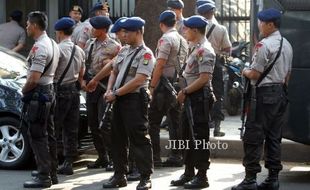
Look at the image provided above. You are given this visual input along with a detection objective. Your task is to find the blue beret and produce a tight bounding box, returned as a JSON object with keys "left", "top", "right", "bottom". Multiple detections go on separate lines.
{"left": 167, "top": 0, "right": 184, "bottom": 9}
{"left": 119, "top": 17, "right": 145, "bottom": 31}
{"left": 183, "top": 15, "right": 208, "bottom": 28}
{"left": 196, "top": 0, "right": 215, "bottom": 7}
{"left": 10, "top": 10, "right": 23, "bottom": 22}
{"left": 258, "top": 8, "right": 281, "bottom": 22}
{"left": 91, "top": 2, "right": 109, "bottom": 12}
{"left": 54, "top": 17, "right": 75, "bottom": 31}
{"left": 111, "top": 17, "right": 127, "bottom": 33}
{"left": 197, "top": 3, "right": 216, "bottom": 15}
{"left": 90, "top": 16, "right": 112, "bottom": 29}
{"left": 159, "top": 10, "right": 176, "bottom": 23}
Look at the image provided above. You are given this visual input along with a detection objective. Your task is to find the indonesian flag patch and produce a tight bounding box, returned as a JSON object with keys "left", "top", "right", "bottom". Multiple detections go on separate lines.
{"left": 143, "top": 53, "right": 152, "bottom": 65}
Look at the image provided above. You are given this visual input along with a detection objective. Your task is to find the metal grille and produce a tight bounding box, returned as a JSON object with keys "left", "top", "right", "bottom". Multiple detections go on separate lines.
{"left": 215, "top": 0, "right": 251, "bottom": 43}
{"left": 107, "top": 0, "right": 135, "bottom": 19}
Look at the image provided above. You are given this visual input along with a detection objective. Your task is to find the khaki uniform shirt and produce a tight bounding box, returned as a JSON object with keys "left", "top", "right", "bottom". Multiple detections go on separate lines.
{"left": 156, "top": 28, "right": 188, "bottom": 78}
{"left": 75, "top": 19, "right": 92, "bottom": 46}
{"left": 84, "top": 37, "right": 120, "bottom": 76}
{"left": 114, "top": 45, "right": 155, "bottom": 92}
{"left": 250, "top": 30, "right": 293, "bottom": 86}
{"left": 176, "top": 17, "right": 185, "bottom": 37}
{"left": 54, "top": 38, "right": 85, "bottom": 85}
{"left": 0, "top": 20, "right": 26, "bottom": 49}
{"left": 27, "top": 32, "right": 60, "bottom": 85}
{"left": 206, "top": 18, "right": 231, "bottom": 55}
{"left": 184, "top": 38, "right": 216, "bottom": 86}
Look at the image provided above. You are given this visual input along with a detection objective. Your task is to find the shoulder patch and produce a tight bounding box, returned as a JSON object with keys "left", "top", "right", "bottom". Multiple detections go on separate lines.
{"left": 255, "top": 42, "right": 263, "bottom": 49}
{"left": 197, "top": 48, "right": 204, "bottom": 62}
{"left": 83, "top": 27, "right": 89, "bottom": 33}
{"left": 143, "top": 53, "right": 152, "bottom": 65}
{"left": 31, "top": 46, "right": 39, "bottom": 54}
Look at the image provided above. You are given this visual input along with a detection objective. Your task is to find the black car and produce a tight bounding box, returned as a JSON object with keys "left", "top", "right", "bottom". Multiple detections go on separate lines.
{"left": 0, "top": 47, "right": 90, "bottom": 169}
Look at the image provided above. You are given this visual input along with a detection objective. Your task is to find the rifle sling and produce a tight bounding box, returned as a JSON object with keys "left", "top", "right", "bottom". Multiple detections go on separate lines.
{"left": 119, "top": 45, "right": 144, "bottom": 88}
{"left": 57, "top": 45, "right": 76, "bottom": 87}
{"left": 255, "top": 37, "right": 283, "bottom": 86}
{"left": 206, "top": 24, "right": 216, "bottom": 39}
{"left": 41, "top": 38, "right": 55, "bottom": 77}
{"left": 83, "top": 42, "right": 95, "bottom": 80}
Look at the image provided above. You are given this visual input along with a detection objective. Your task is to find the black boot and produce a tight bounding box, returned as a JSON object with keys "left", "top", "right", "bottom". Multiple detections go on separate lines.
{"left": 184, "top": 169, "right": 209, "bottom": 189}
{"left": 127, "top": 167, "right": 141, "bottom": 181}
{"left": 31, "top": 170, "right": 58, "bottom": 184}
{"left": 171, "top": 165, "right": 194, "bottom": 186}
{"left": 87, "top": 156, "right": 109, "bottom": 169}
{"left": 136, "top": 175, "right": 151, "bottom": 190}
{"left": 50, "top": 172, "right": 59, "bottom": 185}
{"left": 102, "top": 174, "right": 127, "bottom": 188}
{"left": 258, "top": 169, "right": 279, "bottom": 190}
{"left": 232, "top": 172, "right": 257, "bottom": 190}
{"left": 58, "top": 160, "right": 74, "bottom": 175}
{"left": 214, "top": 120, "right": 225, "bottom": 137}
{"left": 24, "top": 175, "right": 51, "bottom": 188}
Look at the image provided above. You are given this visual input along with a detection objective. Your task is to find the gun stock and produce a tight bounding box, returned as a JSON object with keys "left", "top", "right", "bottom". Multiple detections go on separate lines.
{"left": 239, "top": 78, "right": 251, "bottom": 139}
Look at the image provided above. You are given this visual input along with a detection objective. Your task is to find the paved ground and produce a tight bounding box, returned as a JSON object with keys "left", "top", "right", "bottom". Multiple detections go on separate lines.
{"left": 0, "top": 157, "right": 309, "bottom": 190}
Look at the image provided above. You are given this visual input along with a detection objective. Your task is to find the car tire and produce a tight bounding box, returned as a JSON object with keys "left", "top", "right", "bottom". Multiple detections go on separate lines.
{"left": 0, "top": 116, "right": 32, "bottom": 169}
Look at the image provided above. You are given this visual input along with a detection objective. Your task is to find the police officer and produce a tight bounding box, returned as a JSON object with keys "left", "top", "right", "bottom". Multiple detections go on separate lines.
{"left": 102, "top": 17, "right": 154, "bottom": 190}
{"left": 69, "top": 5, "right": 83, "bottom": 26}
{"left": 232, "top": 9, "right": 292, "bottom": 190}
{"left": 22, "top": 11, "right": 60, "bottom": 188}
{"left": 53, "top": 17, "right": 85, "bottom": 175}
{"left": 87, "top": 17, "right": 128, "bottom": 92}
{"left": 0, "top": 10, "right": 26, "bottom": 52}
{"left": 71, "top": 2, "right": 109, "bottom": 48}
{"left": 197, "top": 2, "right": 232, "bottom": 137}
{"left": 83, "top": 16, "right": 121, "bottom": 169}
{"left": 170, "top": 15, "right": 215, "bottom": 189}
{"left": 167, "top": 0, "right": 185, "bottom": 36}
{"left": 149, "top": 10, "right": 188, "bottom": 167}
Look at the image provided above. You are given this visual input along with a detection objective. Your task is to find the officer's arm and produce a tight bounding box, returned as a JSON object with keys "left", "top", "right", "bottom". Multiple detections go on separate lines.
{"left": 150, "top": 58, "right": 166, "bottom": 88}
{"left": 183, "top": 72, "right": 210, "bottom": 94}
{"left": 115, "top": 74, "right": 147, "bottom": 96}
{"left": 22, "top": 71, "right": 41, "bottom": 94}
{"left": 78, "top": 67, "right": 85, "bottom": 85}
{"left": 93, "top": 61, "right": 113, "bottom": 82}
{"left": 285, "top": 72, "right": 291, "bottom": 86}
{"left": 107, "top": 69, "right": 118, "bottom": 92}
{"left": 242, "top": 68, "right": 261, "bottom": 80}
{"left": 12, "top": 43, "right": 24, "bottom": 52}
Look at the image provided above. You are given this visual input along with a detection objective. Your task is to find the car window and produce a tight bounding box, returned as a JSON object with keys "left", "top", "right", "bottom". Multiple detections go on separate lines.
{"left": 0, "top": 48, "right": 27, "bottom": 79}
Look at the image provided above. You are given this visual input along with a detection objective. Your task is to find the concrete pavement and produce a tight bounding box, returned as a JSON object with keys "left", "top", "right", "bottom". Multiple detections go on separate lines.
{"left": 159, "top": 115, "right": 310, "bottom": 162}
{"left": 0, "top": 157, "right": 309, "bottom": 190}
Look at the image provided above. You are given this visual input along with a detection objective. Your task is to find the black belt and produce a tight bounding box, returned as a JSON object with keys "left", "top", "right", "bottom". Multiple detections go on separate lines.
{"left": 57, "top": 82, "right": 78, "bottom": 91}
{"left": 257, "top": 84, "right": 284, "bottom": 95}
{"left": 35, "top": 84, "right": 54, "bottom": 93}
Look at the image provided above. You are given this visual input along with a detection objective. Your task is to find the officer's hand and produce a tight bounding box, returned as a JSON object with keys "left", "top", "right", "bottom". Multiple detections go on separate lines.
{"left": 81, "top": 80, "right": 88, "bottom": 92}
{"left": 87, "top": 79, "right": 98, "bottom": 92}
{"left": 177, "top": 90, "right": 186, "bottom": 104}
{"left": 105, "top": 90, "right": 116, "bottom": 103}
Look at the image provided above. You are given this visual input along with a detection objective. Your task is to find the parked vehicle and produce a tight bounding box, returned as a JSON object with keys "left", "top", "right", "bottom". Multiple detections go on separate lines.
{"left": 0, "top": 47, "right": 90, "bottom": 169}
{"left": 252, "top": 0, "right": 310, "bottom": 145}
{"left": 223, "top": 41, "right": 249, "bottom": 116}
